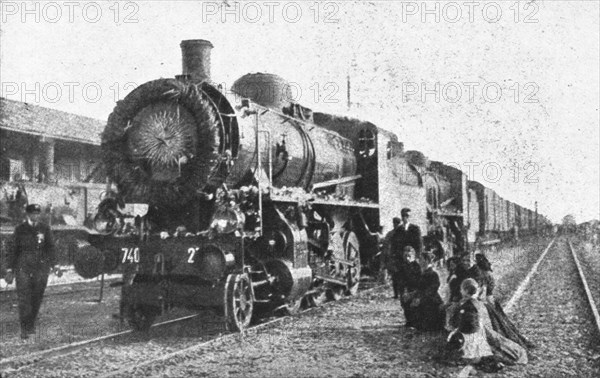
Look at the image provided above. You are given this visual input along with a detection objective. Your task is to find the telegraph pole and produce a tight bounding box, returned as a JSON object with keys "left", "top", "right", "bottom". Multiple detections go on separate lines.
{"left": 347, "top": 72, "right": 351, "bottom": 110}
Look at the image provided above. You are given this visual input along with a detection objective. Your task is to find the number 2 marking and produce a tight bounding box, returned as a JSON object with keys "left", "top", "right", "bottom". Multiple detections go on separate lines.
{"left": 188, "top": 247, "right": 199, "bottom": 263}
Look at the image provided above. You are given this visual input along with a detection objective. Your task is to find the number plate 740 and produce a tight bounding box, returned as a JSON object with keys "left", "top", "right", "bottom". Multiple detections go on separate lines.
{"left": 121, "top": 247, "right": 140, "bottom": 263}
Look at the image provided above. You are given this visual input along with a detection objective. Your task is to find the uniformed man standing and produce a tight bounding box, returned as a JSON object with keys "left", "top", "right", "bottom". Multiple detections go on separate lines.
{"left": 5, "top": 204, "right": 59, "bottom": 339}
{"left": 391, "top": 208, "right": 423, "bottom": 258}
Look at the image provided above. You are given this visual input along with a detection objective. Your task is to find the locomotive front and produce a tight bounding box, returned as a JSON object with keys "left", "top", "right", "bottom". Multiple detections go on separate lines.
{"left": 76, "top": 39, "right": 366, "bottom": 331}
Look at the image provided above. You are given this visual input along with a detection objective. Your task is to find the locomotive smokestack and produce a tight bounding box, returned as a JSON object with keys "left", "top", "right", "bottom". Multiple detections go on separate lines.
{"left": 180, "top": 39, "right": 213, "bottom": 82}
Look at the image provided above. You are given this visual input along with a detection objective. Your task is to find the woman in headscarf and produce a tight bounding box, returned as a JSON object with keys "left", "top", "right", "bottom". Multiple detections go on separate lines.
{"left": 472, "top": 253, "right": 535, "bottom": 349}
{"left": 412, "top": 251, "right": 444, "bottom": 331}
{"left": 444, "top": 254, "right": 474, "bottom": 330}
{"left": 449, "top": 278, "right": 528, "bottom": 365}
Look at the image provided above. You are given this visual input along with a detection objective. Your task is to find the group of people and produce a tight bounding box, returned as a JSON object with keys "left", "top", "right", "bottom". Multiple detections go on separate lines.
{"left": 383, "top": 208, "right": 444, "bottom": 331}
{"left": 383, "top": 209, "right": 533, "bottom": 372}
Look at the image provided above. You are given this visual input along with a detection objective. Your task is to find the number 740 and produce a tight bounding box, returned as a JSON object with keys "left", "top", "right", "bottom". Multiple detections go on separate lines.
{"left": 121, "top": 247, "right": 140, "bottom": 263}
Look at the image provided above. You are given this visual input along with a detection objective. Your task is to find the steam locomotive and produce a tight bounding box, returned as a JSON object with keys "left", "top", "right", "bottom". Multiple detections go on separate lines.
{"left": 75, "top": 40, "right": 551, "bottom": 331}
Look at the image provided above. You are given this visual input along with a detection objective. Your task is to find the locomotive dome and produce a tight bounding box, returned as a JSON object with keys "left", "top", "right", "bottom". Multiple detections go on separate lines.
{"left": 231, "top": 72, "right": 293, "bottom": 110}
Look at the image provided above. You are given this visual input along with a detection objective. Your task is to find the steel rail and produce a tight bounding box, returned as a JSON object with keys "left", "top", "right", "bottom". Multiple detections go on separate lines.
{"left": 567, "top": 240, "right": 600, "bottom": 336}
{"left": 0, "top": 313, "right": 200, "bottom": 371}
{"left": 1, "top": 281, "right": 384, "bottom": 376}
{"left": 456, "top": 237, "right": 596, "bottom": 378}
{"left": 504, "top": 237, "right": 556, "bottom": 314}
{"left": 455, "top": 237, "right": 556, "bottom": 378}
{"left": 96, "top": 283, "right": 388, "bottom": 378}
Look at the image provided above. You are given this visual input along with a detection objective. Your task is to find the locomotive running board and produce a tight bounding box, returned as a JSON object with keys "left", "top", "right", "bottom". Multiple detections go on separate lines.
{"left": 313, "top": 275, "right": 347, "bottom": 286}
{"left": 311, "top": 175, "right": 362, "bottom": 190}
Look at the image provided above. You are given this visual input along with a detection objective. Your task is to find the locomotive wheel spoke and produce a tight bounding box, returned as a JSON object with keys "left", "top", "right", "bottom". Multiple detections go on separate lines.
{"left": 225, "top": 273, "right": 254, "bottom": 331}
{"left": 344, "top": 232, "right": 361, "bottom": 296}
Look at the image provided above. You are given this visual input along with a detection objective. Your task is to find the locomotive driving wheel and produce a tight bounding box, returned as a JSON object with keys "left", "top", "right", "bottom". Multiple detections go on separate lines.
{"left": 225, "top": 273, "right": 254, "bottom": 332}
{"left": 344, "top": 232, "right": 361, "bottom": 296}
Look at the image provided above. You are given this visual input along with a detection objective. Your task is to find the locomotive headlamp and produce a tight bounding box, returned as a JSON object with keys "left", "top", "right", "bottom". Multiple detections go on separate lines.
{"left": 93, "top": 212, "right": 120, "bottom": 235}
{"left": 210, "top": 206, "right": 245, "bottom": 234}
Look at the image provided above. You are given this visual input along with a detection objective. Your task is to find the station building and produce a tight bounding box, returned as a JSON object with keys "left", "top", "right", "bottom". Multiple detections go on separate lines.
{"left": 1, "top": 97, "right": 107, "bottom": 268}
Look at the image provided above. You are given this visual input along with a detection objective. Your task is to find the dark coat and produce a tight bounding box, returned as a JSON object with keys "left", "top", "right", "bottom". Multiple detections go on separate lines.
{"left": 400, "top": 261, "right": 422, "bottom": 291}
{"left": 469, "top": 266, "right": 495, "bottom": 296}
{"left": 449, "top": 264, "right": 471, "bottom": 302}
{"left": 419, "top": 266, "right": 441, "bottom": 295}
{"left": 458, "top": 298, "right": 480, "bottom": 334}
{"left": 391, "top": 223, "right": 423, "bottom": 257}
{"left": 8, "top": 221, "right": 56, "bottom": 272}
{"left": 414, "top": 267, "right": 444, "bottom": 331}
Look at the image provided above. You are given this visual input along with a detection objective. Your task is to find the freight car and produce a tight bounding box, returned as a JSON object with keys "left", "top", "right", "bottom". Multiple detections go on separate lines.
{"left": 73, "top": 39, "right": 548, "bottom": 331}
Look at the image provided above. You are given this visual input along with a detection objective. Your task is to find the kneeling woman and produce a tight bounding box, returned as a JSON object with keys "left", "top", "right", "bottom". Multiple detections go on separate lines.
{"left": 471, "top": 253, "right": 534, "bottom": 349}
{"left": 412, "top": 252, "right": 444, "bottom": 331}
{"left": 450, "top": 279, "right": 528, "bottom": 366}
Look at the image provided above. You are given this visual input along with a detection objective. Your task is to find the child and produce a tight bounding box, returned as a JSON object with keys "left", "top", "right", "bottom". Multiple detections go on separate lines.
{"left": 451, "top": 278, "right": 494, "bottom": 363}
{"left": 449, "top": 278, "right": 527, "bottom": 371}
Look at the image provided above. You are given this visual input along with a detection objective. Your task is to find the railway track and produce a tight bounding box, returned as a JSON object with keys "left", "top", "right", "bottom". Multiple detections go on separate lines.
{"left": 0, "top": 313, "right": 200, "bottom": 372}
{"left": 567, "top": 239, "right": 600, "bottom": 336}
{"left": 454, "top": 237, "right": 599, "bottom": 377}
{"left": 496, "top": 236, "right": 599, "bottom": 377}
{"left": 0, "top": 280, "right": 384, "bottom": 378}
{"left": 8, "top": 237, "right": 592, "bottom": 378}
{"left": 0, "top": 279, "right": 117, "bottom": 302}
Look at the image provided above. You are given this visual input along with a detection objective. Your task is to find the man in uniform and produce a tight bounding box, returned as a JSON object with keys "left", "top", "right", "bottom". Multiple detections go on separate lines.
{"left": 392, "top": 208, "right": 423, "bottom": 259}
{"left": 5, "top": 204, "right": 59, "bottom": 339}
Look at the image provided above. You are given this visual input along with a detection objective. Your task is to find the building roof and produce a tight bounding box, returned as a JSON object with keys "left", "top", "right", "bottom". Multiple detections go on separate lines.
{"left": 0, "top": 97, "right": 105, "bottom": 145}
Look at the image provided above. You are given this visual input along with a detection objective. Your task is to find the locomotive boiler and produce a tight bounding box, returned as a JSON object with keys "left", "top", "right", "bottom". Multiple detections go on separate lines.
{"left": 76, "top": 40, "right": 378, "bottom": 331}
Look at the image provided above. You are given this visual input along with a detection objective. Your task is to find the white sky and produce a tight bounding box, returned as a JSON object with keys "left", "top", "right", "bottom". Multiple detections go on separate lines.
{"left": 1, "top": 0, "right": 599, "bottom": 223}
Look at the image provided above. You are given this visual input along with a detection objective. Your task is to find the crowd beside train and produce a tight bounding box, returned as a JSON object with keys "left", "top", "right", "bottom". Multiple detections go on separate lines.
{"left": 382, "top": 208, "right": 534, "bottom": 373}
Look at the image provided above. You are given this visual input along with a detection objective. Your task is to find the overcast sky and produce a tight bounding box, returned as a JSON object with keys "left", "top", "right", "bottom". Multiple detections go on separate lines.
{"left": 1, "top": 0, "right": 598, "bottom": 223}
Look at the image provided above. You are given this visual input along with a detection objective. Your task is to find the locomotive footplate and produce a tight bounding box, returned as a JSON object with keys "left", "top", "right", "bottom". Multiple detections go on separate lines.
{"left": 117, "top": 234, "right": 240, "bottom": 311}
{"left": 123, "top": 275, "right": 227, "bottom": 309}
